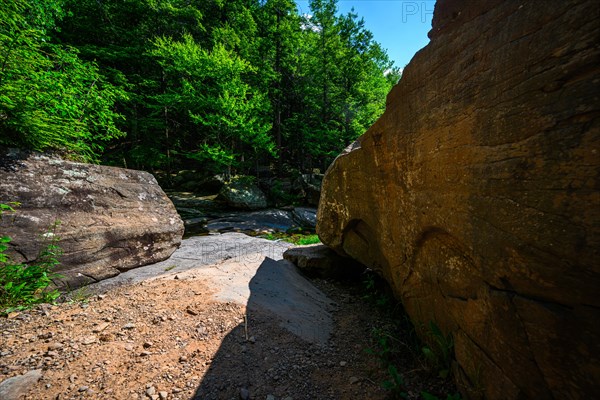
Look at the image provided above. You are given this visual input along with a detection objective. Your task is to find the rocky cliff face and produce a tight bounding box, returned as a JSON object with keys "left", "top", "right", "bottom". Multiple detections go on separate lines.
{"left": 317, "top": 0, "right": 599, "bottom": 398}
{"left": 0, "top": 150, "right": 184, "bottom": 288}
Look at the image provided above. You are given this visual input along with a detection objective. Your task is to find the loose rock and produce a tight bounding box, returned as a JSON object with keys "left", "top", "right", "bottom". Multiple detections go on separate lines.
{"left": 0, "top": 370, "right": 42, "bottom": 400}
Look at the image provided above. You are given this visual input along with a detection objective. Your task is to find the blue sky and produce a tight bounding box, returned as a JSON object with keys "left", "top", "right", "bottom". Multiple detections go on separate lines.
{"left": 294, "top": 0, "right": 435, "bottom": 69}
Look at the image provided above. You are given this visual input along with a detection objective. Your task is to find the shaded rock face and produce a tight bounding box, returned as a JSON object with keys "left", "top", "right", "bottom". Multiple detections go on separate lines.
{"left": 283, "top": 244, "right": 364, "bottom": 279}
{"left": 317, "top": 1, "right": 599, "bottom": 399}
{"left": 217, "top": 180, "right": 267, "bottom": 210}
{"left": 0, "top": 150, "right": 184, "bottom": 289}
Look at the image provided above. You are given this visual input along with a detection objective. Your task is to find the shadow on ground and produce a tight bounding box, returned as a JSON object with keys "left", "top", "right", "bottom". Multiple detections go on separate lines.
{"left": 193, "top": 257, "right": 339, "bottom": 400}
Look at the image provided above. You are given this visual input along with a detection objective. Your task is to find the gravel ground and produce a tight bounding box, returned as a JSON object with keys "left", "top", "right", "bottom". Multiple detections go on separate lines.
{"left": 0, "top": 235, "right": 456, "bottom": 400}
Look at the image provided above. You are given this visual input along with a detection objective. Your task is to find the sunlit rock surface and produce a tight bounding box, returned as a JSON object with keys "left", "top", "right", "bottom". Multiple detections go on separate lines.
{"left": 317, "top": 0, "right": 599, "bottom": 398}
{"left": 0, "top": 150, "right": 184, "bottom": 289}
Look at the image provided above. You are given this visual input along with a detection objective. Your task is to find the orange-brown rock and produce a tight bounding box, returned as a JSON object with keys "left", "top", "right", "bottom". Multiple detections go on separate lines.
{"left": 317, "top": 0, "right": 599, "bottom": 398}
{"left": 0, "top": 150, "right": 184, "bottom": 289}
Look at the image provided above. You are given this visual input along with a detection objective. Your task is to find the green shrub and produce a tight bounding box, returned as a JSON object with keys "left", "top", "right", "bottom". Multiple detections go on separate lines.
{"left": 422, "top": 321, "right": 454, "bottom": 379}
{"left": 294, "top": 234, "right": 320, "bottom": 245}
{"left": 0, "top": 204, "right": 62, "bottom": 313}
{"left": 261, "top": 232, "right": 320, "bottom": 245}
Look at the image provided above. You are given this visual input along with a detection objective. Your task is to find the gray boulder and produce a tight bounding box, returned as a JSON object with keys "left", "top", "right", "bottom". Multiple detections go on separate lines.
{"left": 217, "top": 180, "right": 267, "bottom": 210}
{"left": 0, "top": 370, "right": 42, "bottom": 400}
{"left": 292, "top": 207, "right": 317, "bottom": 229}
{"left": 0, "top": 150, "right": 184, "bottom": 289}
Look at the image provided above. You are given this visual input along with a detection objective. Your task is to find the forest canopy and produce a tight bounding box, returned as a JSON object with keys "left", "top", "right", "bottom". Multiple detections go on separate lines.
{"left": 0, "top": 0, "right": 401, "bottom": 174}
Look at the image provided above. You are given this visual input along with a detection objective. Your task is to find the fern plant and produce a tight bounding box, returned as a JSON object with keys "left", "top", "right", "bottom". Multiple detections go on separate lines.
{"left": 0, "top": 204, "right": 63, "bottom": 313}
{"left": 422, "top": 321, "right": 454, "bottom": 379}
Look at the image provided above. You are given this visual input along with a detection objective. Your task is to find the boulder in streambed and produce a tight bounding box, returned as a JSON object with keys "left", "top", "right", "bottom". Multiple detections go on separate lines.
{"left": 0, "top": 149, "right": 184, "bottom": 289}
{"left": 291, "top": 207, "right": 317, "bottom": 229}
{"left": 217, "top": 179, "right": 267, "bottom": 210}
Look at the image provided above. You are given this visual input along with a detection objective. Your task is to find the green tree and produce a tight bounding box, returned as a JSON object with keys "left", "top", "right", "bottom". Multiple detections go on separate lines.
{"left": 151, "top": 35, "right": 274, "bottom": 175}
{"left": 0, "top": 0, "right": 126, "bottom": 161}
{"left": 46, "top": 0, "right": 398, "bottom": 175}
{"left": 292, "top": 0, "right": 396, "bottom": 170}
{"left": 57, "top": 0, "right": 206, "bottom": 169}
{"left": 255, "top": 0, "right": 303, "bottom": 169}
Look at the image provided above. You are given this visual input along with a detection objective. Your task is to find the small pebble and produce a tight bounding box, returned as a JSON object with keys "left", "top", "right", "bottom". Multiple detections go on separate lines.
{"left": 78, "top": 386, "right": 89, "bottom": 392}
{"left": 48, "top": 343, "right": 64, "bottom": 350}
{"left": 92, "top": 322, "right": 110, "bottom": 333}
{"left": 81, "top": 336, "right": 97, "bottom": 345}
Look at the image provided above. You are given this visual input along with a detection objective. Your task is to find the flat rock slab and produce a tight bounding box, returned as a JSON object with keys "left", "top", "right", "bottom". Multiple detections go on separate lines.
{"left": 88, "top": 233, "right": 334, "bottom": 344}
{"left": 0, "top": 370, "right": 42, "bottom": 400}
{"left": 205, "top": 209, "right": 298, "bottom": 234}
{"left": 283, "top": 244, "right": 364, "bottom": 278}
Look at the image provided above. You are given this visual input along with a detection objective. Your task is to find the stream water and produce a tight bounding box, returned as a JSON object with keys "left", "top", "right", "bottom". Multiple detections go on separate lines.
{"left": 168, "top": 192, "right": 317, "bottom": 237}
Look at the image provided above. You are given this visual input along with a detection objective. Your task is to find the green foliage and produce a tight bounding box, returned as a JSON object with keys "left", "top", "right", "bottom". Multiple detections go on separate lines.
{"left": 261, "top": 232, "right": 320, "bottom": 245}
{"left": 268, "top": 180, "right": 302, "bottom": 206}
{"left": 421, "top": 392, "right": 463, "bottom": 400}
{"left": 382, "top": 364, "right": 408, "bottom": 399}
{"left": 65, "top": 286, "right": 91, "bottom": 304}
{"left": 0, "top": 0, "right": 126, "bottom": 161}
{"left": 2, "top": 0, "right": 398, "bottom": 174}
{"left": 366, "top": 327, "right": 408, "bottom": 399}
{"left": 361, "top": 273, "right": 460, "bottom": 399}
{"left": 294, "top": 234, "right": 321, "bottom": 245}
{"left": 0, "top": 206, "right": 62, "bottom": 313}
{"left": 422, "top": 321, "right": 454, "bottom": 379}
{"left": 46, "top": 0, "right": 397, "bottom": 174}
{"left": 151, "top": 34, "right": 274, "bottom": 170}
{"left": 361, "top": 271, "right": 396, "bottom": 308}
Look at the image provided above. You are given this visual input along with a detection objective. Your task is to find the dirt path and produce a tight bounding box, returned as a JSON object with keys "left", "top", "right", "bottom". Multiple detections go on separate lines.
{"left": 0, "top": 234, "right": 453, "bottom": 400}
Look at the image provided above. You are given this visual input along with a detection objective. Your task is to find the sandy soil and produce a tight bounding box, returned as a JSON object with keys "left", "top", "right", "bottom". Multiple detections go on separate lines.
{"left": 0, "top": 235, "right": 455, "bottom": 400}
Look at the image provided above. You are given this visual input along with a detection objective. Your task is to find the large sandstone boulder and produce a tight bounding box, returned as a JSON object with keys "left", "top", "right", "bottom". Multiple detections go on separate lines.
{"left": 0, "top": 150, "right": 184, "bottom": 289}
{"left": 317, "top": 1, "right": 599, "bottom": 399}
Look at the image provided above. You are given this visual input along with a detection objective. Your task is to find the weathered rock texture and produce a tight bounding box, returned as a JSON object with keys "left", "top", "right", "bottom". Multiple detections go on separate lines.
{"left": 0, "top": 369, "right": 42, "bottom": 400}
{"left": 317, "top": 1, "right": 599, "bottom": 399}
{"left": 0, "top": 150, "right": 184, "bottom": 288}
{"left": 283, "top": 244, "right": 363, "bottom": 279}
{"left": 217, "top": 180, "right": 267, "bottom": 210}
